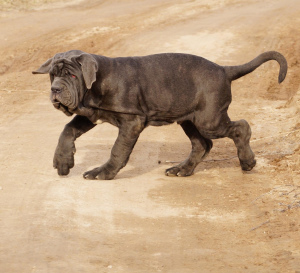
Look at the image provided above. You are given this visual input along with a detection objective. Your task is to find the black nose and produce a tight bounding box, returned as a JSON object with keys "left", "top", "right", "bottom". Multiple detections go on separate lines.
{"left": 51, "top": 86, "right": 62, "bottom": 94}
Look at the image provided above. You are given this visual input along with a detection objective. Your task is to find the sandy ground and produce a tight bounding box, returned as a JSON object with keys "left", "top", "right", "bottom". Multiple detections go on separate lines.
{"left": 0, "top": 0, "right": 299, "bottom": 272}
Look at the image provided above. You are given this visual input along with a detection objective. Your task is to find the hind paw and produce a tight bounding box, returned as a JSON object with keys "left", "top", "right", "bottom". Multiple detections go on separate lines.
{"left": 165, "top": 165, "right": 194, "bottom": 177}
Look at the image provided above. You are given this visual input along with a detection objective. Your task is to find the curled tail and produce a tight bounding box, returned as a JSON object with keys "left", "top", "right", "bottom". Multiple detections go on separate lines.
{"left": 224, "top": 51, "right": 288, "bottom": 83}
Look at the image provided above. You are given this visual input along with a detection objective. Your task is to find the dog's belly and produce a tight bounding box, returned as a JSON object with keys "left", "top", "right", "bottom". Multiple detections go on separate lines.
{"left": 146, "top": 113, "right": 194, "bottom": 126}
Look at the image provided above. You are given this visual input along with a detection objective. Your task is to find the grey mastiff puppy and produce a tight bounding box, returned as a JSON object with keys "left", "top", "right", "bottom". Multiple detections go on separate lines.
{"left": 33, "top": 50, "right": 287, "bottom": 180}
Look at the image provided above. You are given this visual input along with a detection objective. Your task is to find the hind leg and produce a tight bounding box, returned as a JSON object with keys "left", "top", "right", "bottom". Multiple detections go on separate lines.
{"left": 193, "top": 111, "right": 256, "bottom": 171}
{"left": 165, "top": 120, "right": 213, "bottom": 177}
{"left": 227, "top": 119, "right": 256, "bottom": 171}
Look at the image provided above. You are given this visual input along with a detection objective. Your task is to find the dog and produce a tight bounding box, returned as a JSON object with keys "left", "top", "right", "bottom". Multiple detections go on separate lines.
{"left": 33, "top": 50, "right": 287, "bottom": 180}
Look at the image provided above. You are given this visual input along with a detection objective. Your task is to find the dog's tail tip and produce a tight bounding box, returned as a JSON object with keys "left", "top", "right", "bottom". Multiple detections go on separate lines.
{"left": 278, "top": 73, "right": 286, "bottom": 84}
{"left": 278, "top": 63, "right": 288, "bottom": 84}
{"left": 272, "top": 51, "right": 288, "bottom": 84}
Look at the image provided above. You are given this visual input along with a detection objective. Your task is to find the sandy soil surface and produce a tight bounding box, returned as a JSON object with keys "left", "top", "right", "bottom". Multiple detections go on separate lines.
{"left": 0, "top": 0, "right": 299, "bottom": 272}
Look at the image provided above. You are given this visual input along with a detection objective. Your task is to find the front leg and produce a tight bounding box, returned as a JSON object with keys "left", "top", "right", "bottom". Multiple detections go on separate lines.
{"left": 83, "top": 115, "right": 145, "bottom": 180}
{"left": 54, "top": 115, "right": 96, "bottom": 175}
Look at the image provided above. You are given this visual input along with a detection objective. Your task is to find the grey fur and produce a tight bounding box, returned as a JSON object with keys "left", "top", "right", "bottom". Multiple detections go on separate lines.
{"left": 33, "top": 50, "right": 287, "bottom": 179}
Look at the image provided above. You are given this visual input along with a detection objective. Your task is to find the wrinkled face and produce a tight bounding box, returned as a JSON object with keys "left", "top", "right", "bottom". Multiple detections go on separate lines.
{"left": 33, "top": 51, "right": 98, "bottom": 116}
{"left": 49, "top": 60, "right": 85, "bottom": 116}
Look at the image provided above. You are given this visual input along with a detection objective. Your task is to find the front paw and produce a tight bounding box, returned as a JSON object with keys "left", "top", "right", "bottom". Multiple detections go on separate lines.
{"left": 83, "top": 165, "right": 116, "bottom": 180}
{"left": 53, "top": 145, "right": 75, "bottom": 176}
{"left": 240, "top": 158, "right": 256, "bottom": 171}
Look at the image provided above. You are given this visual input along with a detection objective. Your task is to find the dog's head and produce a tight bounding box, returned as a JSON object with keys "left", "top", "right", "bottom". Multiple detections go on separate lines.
{"left": 33, "top": 50, "right": 98, "bottom": 116}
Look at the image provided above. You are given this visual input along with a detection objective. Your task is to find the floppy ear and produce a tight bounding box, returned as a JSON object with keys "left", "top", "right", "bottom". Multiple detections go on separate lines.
{"left": 75, "top": 53, "right": 98, "bottom": 89}
{"left": 32, "top": 52, "right": 65, "bottom": 74}
{"left": 32, "top": 58, "right": 53, "bottom": 74}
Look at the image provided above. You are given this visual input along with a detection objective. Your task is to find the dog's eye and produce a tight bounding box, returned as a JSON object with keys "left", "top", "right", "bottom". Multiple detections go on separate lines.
{"left": 65, "top": 70, "right": 76, "bottom": 79}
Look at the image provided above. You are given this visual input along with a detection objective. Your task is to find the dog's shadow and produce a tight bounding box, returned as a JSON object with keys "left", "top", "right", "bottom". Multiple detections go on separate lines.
{"left": 72, "top": 140, "right": 240, "bottom": 179}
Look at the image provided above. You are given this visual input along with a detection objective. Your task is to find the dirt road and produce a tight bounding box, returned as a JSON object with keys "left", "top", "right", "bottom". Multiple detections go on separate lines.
{"left": 0, "top": 0, "right": 299, "bottom": 272}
